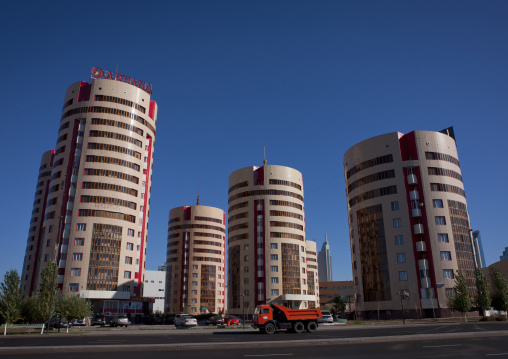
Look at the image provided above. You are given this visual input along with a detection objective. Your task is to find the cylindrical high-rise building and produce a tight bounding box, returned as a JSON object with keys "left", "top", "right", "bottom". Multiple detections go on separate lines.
{"left": 165, "top": 203, "right": 226, "bottom": 314}
{"left": 344, "top": 128, "right": 475, "bottom": 319}
{"left": 21, "top": 68, "right": 157, "bottom": 321}
{"left": 227, "top": 163, "right": 319, "bottom": 315}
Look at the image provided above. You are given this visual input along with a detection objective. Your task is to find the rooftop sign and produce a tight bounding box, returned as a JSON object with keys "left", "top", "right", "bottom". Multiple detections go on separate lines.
{"left": 91, "top": 67, "right": 152, "bottom": 95}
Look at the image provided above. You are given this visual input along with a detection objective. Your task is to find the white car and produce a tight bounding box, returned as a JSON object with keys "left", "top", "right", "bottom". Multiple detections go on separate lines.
{"left": 174, "top": 314, "right": 197, "bottom": 327}
{"left": 318, "top": 310, "right": 334, "bottom": 323}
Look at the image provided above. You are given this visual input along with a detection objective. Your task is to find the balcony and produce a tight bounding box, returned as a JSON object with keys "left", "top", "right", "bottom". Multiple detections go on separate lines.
{"left": 414, "top": 224, "right": 424, "bottom": 234}
{"left": 409, "top": 190, "right": 419, "bottom": 201}
{"left": 416, "top": 241, "right": 426, "bottom": 252}
{"left": 412, "top": 208, "right": 422, "bottom": 217}
{"left": 420, "top": 276, "right": 431, "bottom": 288}
{"left": 418, "top": 259, "right": 429, "bottom": 270}
{"left": 407, "top": 174, "right": 418, "bottom": 185}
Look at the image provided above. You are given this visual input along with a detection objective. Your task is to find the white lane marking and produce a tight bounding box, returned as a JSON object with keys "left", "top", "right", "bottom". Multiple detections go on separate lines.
{"left": 486, "top": 354, "right": 508, "bottom": 356}
{"left": 244, "top": 355, "right": 293, "bottom": 358}
{"left": 423, "top": 344, "right": 462, "bottom": 348}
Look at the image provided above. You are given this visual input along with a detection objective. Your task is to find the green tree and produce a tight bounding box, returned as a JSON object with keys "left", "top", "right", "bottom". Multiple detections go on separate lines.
{"left": 447, "top": 271, "right": 471, "bottom": 322}
{"left": 475, "top": 268, "right": 491, "bottom": 317}
{"left": 20, "top": 296, "right": 40, "bottom": 324}
{"left": 0, "top": 270, "right": 22, "bottom": 334}
{"left": 332, "top": 296, "right": 347, "bottom": 317}
{"left": 490, "top": 267, "right": 508, "bottom": 316}
{"left": 56, "top": 294, "right": 92, "bottom": 322}
{"left": 37, "top": 260, "right": 59, "bottom": 320}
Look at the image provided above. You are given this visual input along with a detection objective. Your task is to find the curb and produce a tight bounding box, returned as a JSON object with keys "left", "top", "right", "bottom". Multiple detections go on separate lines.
{"left": 1, "top": 330, "right": 508, "bottom": 354}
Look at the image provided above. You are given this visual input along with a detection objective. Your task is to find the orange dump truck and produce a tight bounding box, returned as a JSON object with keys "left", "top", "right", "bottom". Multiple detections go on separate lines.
{"left": 252, "top": 304, "right": 322, "bottom": 334}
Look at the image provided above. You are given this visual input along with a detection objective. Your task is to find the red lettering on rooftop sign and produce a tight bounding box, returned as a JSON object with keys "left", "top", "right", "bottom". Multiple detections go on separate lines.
{"left": 91, "top": 67, "right": 152, "bottom": 95}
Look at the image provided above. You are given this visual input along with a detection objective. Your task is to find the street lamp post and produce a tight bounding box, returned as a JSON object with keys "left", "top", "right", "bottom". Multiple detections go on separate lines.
{"left": 46, "top": 216, "right": 64, "bottom": 334}
{"left": 469, "top": 229, "right": 485, "bottom": 319}
{"left": 241, "top": 294, "right": 245, "bottom": 330}
{"left": 397, "top": 291, "right": 406, "bottom": 325}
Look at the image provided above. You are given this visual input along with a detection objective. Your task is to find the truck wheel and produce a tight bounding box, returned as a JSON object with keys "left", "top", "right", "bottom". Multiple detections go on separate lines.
{"left": 293, "top": 322, "right": 304, "bottom": 334}
{"left": 264, "top": 323, "right": 276, "bottom": 335}
{"left": 306, "top": 321, "right": 317, "bottom": 333}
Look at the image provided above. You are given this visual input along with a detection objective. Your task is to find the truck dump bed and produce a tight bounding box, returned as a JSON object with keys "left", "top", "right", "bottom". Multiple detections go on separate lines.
{"left": 272, "top": 304, "right": 322, "bottom": 321}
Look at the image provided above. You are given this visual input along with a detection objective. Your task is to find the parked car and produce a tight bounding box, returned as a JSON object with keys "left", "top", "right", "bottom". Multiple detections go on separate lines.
{"left": 110, "top": 315, "right": 130, "bottom": 327}
{"left": 164, "top": 316, "right": 176, "bottom": 325}
{"left": 46, "top": 317, "right": 72, "bottom": 328}
{"left": 225, "top": 315, "right": 240, "bottom": 325}
{"left": 205, "top": 316, "right": 225, "bottom": 326}
{"left": 318, "top": 310, "right": 333, "bottom": 323}
{"left": 71, "top": 318, "right": 87, "bottom": 326}
{"left": 174, "top": 314, "right": 197, "bottom": 327}
{"left": 91, "top": 315, "right": 106, "bottom": 327}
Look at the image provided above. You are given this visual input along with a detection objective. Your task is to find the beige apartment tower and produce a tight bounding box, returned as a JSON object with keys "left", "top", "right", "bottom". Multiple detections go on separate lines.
{"left": 21, "top": 68, "right": 157, "bottom": 321}
{"left": 344, "top": 127, "right": 476, "bottom": 319}
{"left": 165, "top": 203, "right": 226, "bottom": 314}
{"left": 227, "top": 163, "right": 319, "bottom": 316}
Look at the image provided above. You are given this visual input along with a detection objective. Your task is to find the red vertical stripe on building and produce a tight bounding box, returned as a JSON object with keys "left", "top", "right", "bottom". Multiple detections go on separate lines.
{"left": 138, "top": 136, "right": 152, "bottom": 290}
{"left": 399, "top": 132, "right": 418, "bottom": 161}
{"left": 148, "top": 100, "right": 156, "bottom": 120}
{"left": 77, "top": 82, "right": 91, "bottom": 102}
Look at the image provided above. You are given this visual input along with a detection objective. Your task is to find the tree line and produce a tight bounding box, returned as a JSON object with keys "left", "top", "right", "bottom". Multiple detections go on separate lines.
{"left": 448, "top": 267, "right": 508, "bottom": 321}
{"left": 0, "top": 261, "right": 92, "bottom": 328}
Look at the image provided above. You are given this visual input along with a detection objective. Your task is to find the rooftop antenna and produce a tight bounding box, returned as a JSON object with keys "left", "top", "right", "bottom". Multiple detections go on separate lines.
{"left": 263, "top": 146, "right": 267, "bottom": 166}
{"left": 196, "top": 185, "right": 200, "bottom": 205}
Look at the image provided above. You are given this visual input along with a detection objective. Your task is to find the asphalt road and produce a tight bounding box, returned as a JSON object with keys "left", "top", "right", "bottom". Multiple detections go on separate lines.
{"left": 2, "top": 335, "right": 508, "bottom": 359}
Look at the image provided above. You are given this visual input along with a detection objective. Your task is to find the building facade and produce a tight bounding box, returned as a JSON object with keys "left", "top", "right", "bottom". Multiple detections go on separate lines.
{"left": 318, "top": 281, "right": 355, "bottom": 311}
{"left": 227, "top": 164, "right": 319, "bottom": 315}
{"left": 318, "top": 234, "right": 333, "bottom": 282}
{"left": 21, "top": 68, "right": 157, "bottom": 322}
{"left": 472, "top": 230, "right": 486, "bottom": 268}
{"left": 344, "top": 128, "right": 476, "bottom": 319}
{"left": 144, "top": 268, "right": 166, "bottom": 313}
{"left": 165, "top": 204, "right": 226, "bottom": 314}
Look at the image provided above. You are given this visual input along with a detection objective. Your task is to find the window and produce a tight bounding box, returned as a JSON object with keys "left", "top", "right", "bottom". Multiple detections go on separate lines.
{"left": 271, "top": 289, "right": 279, "bottom": 296}
{"left": 126, "top": 242, "right": 134, "bottom": 250}
{"left": 399, "top": 271, "right": 408, "bottom": 281}
{"left": 438, "top": 233, "right": 449, "bottom": 243}
{"left": 74, "top": 238, "right": 84, "bottom": 246}
{"left": 127, "top": 229, "right": 134, "bottom": 237}
{"left": 395, "top": 235, "right": 404, "bottom": 245}
{"left": 393, "top": 218, "right": 402, "bottom": 228}
{"left": 270, "top": 254, "right": 278, "bottom": 260}
{"left": 124, "top": 271, "right": 131, "bottom": 279}
{"left": 73, "top": 253, "right": 83, "bottom": 261}
{"left": 446, "top": 288, "right": 456, "bottom": 297}
{"left": 397, "top": 253, "right": 406, "bottom": 263}
{"left": 217, "top": 290, "right": 221, "bottom": 295}
{"left": 44, "top": 254, "right": 49, "bottom": 262}
{"left": 420, "top": 269, "right": 430, "bottom": 278}
{"left": 301, "top": 256, "right": 305, "bottom": 263}
{"left": 192, "top": 290, "right": 197, "bottom": 294}
{"left": 192, "top": 273, "right": 198, "bottom": 277}
{"left": 193, "top": 265, "right": 198, "bottom": 269}
{"left": 391, "top": 201, "right": 399, "bottom": 211}
{"left": 192, "top": 281, "right": 197, "bottom": 286}
{"left": 69, "top": 284, "right": 79, "bottom": 292}
{"left": 244, "top": 255, "right": 249, "bottom": 261}
{"left": 76, "top": 223, "right": 86, "bottom": 231}
{"left": 270, "top": 266, "right": 278, "bottom": 272}
{"left": 433, "top": 199, "right": 444, "bottom": 208}
{"left": 271, "top": 277, "right": 279, "bottom": 284}
{"left": 48, "top": 225, "right": 54, "bottom": 233}
{"left": 46, "top": 239, "right": 51, "bottom": 247}
{"left": 125, "top": 257, "right": 133, "bottom": 264}
{"left": 435, "top": 216, "right": 446, "bottom": 225}
{"left": 270, "top": 243, "right": 278, "bottom": 249}
{"left": 191, "top": 299, "right": 197, "bottom": 303}
{"left": 443, "top": 269, "right": 454, "bottom": 279}
{"left": 440, "top": 251, "right": 452, "bottom": 260}
{"left": 71, "top": 268, "right": 81, "bottom": 276}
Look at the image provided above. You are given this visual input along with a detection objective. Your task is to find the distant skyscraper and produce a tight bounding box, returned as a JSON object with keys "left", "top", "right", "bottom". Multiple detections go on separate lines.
{"left": 344, "top": 128, "right": 476, "bottom": 319}
{"left": 472, "top": 230, "right": 486, "bottom": 268}
{"left": 20, "top": 67, "right": 157, "bottom": 322}
{"left": 227, "top": 163, "right": 319, "bottom": 315}
{"left": 318, "top": 234, "right": 333, "bottom": 282}
{"left": 500, "top": 248, "right": 508, "bottom": 261}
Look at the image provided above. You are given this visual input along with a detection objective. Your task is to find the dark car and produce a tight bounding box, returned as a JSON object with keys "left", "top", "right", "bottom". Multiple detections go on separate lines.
{"left": 46, "top": 317, "right": 72, "bottom": 328}
{"left": 144, "top": 316, "right": 163, "bottom": 325}
{"left": 91, "top": 315, "right": 106, "bottom": 327}
{"left": 164, "top": 316, "right": 175, "bottom": 325}
{"left": 205, "top": 316, "right": 225, "bottom": 326}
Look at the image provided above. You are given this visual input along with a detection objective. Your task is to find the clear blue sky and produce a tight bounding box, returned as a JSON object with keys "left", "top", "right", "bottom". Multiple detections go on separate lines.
{"left": 1, "top": 1, "right": 507, "bottom": 283}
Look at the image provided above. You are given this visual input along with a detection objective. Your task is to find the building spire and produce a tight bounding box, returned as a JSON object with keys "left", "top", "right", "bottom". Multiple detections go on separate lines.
{"left": 263, "top": 146, "right": 267, "bottom": 166}
{"left": 325, "top": 232, "right": 328, "bottom": 244}
{"left": 196, "top": 185, "right": 200, "bottom": 205}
